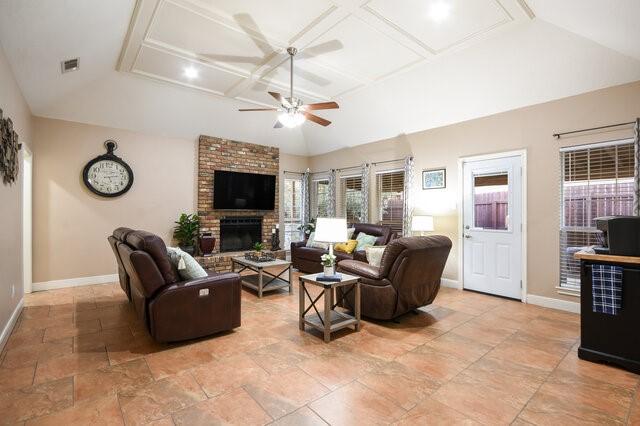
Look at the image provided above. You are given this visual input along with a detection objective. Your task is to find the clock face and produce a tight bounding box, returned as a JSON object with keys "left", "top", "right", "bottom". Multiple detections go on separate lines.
{"left": 85, "top": 159, "right": 132, "bottom": 196}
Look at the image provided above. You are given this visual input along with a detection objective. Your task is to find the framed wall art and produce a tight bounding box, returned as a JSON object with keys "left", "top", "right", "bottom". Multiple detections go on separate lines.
{"left": 422, "top": 168, "right": 446, "bottom": 190}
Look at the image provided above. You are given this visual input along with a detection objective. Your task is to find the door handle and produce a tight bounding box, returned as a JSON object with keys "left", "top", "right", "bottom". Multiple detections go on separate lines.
{"left": 464, "top": 234, "right": 472, "bottom": 239}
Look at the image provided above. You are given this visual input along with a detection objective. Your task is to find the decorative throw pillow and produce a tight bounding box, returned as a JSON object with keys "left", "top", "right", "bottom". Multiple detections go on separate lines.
{"left": 355, "top": 232, "right": 378, "bottom": 251}
{"left": 166, "top": 247, "right": 208, "bottom": 280}
{"left": 347, "top": 227, "right": 356, "bottom": 239}
{"left": 366, "top": 246, "right": 387, "bottom": 267}
{"left": 334, "top": 240, "right": 358, "bottom": 254}
{"left": 305, "top": 232, "right": 329, "bottom": 250}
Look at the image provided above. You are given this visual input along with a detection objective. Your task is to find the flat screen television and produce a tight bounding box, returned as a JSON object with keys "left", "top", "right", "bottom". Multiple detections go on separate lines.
{"left": 213, "top": 170, "right": 276, "bottom": 210}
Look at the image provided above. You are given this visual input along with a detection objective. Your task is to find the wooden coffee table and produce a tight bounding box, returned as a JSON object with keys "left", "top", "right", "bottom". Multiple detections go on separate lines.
{"left": 231, "top": 257, "right": 292, "bottom": 298}
{"left": 299, "top": 273, "right": 361, "bottom": 343}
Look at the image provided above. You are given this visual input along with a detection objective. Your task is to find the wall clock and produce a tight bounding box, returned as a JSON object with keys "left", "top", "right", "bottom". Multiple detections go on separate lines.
{"left": 83, "top": 140, "right": 134, "bottom": 197}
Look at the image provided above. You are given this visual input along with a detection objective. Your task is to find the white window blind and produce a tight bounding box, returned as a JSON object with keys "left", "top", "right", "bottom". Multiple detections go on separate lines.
{"left": 340, "top": 175, "right": 364, "bottom": 223}
{"left": 559, "top": 141, "right": 635, "bottom": 290}
{"left": 283, "top": 178, "right": 303, "bottom": 247}
{"left": 376, "top": 170, "right": 405, "bottom": 234}
{"left": 312, "top": 179, "right": 330, "bottom": 219}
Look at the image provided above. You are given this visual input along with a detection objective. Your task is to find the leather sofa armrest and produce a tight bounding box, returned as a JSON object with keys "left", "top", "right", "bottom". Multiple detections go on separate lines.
{"left": 338, "top": 260, "right": 382, "bottom": 280}
{"left": 352, "top": 250, "right": 367, "bottom": 263}
{"left": 291, "top": 241, "right": 307, "bottom": 250}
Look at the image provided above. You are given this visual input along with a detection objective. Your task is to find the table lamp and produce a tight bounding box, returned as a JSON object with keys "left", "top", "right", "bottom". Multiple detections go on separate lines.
{"left": 412, "top": 215, "right": 434, "bottom": 236}
{"left": 315, "top": 217, "right": 348, "bottom": 278}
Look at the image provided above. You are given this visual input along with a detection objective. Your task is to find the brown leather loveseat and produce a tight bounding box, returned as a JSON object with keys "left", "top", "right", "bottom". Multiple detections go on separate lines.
{"left": 337, "top": 235, "right": 452, "bottom": 320}
{"left": 111, "top": 229, "right": 241, "bottom": 342}
{"left": 291, "top": 223, "right": 394, "bottom": 273}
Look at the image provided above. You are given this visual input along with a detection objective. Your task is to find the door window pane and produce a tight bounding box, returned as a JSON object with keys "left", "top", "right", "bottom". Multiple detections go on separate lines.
{"left": 473, "top": 173, "right": 509, "bottom": 230}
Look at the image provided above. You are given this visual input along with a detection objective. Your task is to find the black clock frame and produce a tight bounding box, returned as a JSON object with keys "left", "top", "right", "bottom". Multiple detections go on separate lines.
{"left": 82, "top": 140, "right": 134, "bottom": 198}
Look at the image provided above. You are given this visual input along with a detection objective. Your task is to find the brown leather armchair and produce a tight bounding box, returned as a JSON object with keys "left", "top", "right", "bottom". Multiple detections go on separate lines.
{"left": 115, "top": 230, "right": 241, "bottom": 342}
{"left": 108, "top": 227, "right": 134, "bottom": 301}
{"left": 291, "top": 223, "right": 394, "bottom": 273}
{"left": 337, "top": 235, "right": 452, "bottom": 320}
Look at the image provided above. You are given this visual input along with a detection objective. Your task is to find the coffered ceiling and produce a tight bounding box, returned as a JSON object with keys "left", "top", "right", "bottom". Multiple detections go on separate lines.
{"left": 1, "top": 0, "right": 639, "bottom": 155}
{"left": 119, "top": 0, "right": 533, "bottom": 107}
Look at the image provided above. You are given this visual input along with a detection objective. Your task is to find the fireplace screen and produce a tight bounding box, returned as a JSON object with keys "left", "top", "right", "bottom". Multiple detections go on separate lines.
{"left": 220, "top": 217, "right": 262, "bottom": 252}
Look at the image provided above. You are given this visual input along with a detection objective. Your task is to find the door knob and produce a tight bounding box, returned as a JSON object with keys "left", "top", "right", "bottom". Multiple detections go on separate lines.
{"left": 464, "top": 234, "right": 472, "bottom": 239}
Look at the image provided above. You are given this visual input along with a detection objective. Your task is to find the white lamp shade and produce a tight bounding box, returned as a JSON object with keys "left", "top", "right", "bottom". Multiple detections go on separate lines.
{"left": 314, "top": 217, "right": 348, "bottom": 243}
{"left": 412, "top": 215, "right": 434, "bottom": 232}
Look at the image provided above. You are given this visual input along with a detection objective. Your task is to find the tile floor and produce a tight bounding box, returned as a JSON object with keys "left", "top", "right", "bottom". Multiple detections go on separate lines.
{"left": 1, "top": 270, "right": 639, "bottom": 425}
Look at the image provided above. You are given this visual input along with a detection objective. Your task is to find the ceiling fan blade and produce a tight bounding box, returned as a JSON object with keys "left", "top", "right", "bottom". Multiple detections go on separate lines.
{"left": 274, "top": 120, "right": 283, "bottom": 129}
{"left": 201, "top": 53, "right": 262, "bottom": 65}
{"left": 298, "top": 40, "right": 344, "bottom": 60}
{"left": 233, "top": 13, "right": 274, "bottom": 57}
{"left": 303, "top": 112, "right": 331, "bottom": 127}
{"left": 268, "top": 91, "right": 291, "bottom": 108}
{"left": 302, "top": 102, "right": 339, "bottom": 111}
{"left": 238, "top": 108, "right": 278, "bottom": 112}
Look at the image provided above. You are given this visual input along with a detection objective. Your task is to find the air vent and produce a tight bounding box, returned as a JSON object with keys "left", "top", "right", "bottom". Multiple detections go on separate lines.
{"left": 61, "top": 58, "right": 80, "bottom": 73}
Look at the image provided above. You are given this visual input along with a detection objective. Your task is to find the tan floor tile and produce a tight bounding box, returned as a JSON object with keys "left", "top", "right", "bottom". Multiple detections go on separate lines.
{"left": 555, "top": 349, "right": 639, "bottom": 391}
{"left": 144, "top": 343, "right": 216, "bottom": 379}
{"left": 105, "top": 333, "right": 168, "bottom": 365}
{"left": 74, "top": 358, "right": 153, "bottom": 402}
{"left": 2, "top": 338, "right": 73, "bottom": 368}
{"left": 395, "top": 346, "right": 471, "bottom": 383}
{"left": 357, "top": 360, "right": 440, "bottom": 410}
{"left": 25, "top": 394, "right": 124, "bottom": 425}
{"left": 270, "top": 406, "right": 327, "bottom": 426}
{"left": 629, "top": 390, "right": 640, "bottom": 425}
{"left": 449, "top": 318, "right": 517, "bottom": 347}
{"left": 4, "top": 327, "right": 45, "bottom": 350}
{"left": 0, "top": 377, "right": 73, "bottom": 424}
{"left": 118, "top": 371, "right": 206, "bottom": 425}
{"left": 247, "top": 340, "right": 315, "bottom": 374}
{"left": 486, "top": 330, "right": 573, "bottom": 372}
{"left": 34, "top": 350, "right": 109, "bottom": 384}
{"left": 74, "top": 326, "right": 134, "bottom": 352}
{"left": 190, "top": 353, "right": 269, "bottom": 398}
{"left": 519, "top": 390, "right": 626, "bottom": 425}
{"left": 310, "top": 381, "right": 406, "bottom": 425}
{"left": 17, "top": 315, "right": 75, "bottom": 333}
{"left": 423, "top": 330, "right": 493, "bottom": 363}
{"left": 394, "top": 397, "right": 481, "bottom": 425}
{"left": 0, "top": 364, "right": 35, "bottom": 392}
{"left": 244, "top": 367, "right": 329, "bottom": 419}
{"left": 340, "top": 331, "right": 416, "bottom": 362}
{"left": 521, "top": 317, "right": 580, "bottom": 340}
{"left": 298, "top": 349, "right": 382, "bottom": 390}
{"left": 42, "top": 319, "right": 102, "bottom": 342}
{"left": 20, "top": 305, "right": 51, "bottom": 320}
{"left": 173, "top": 388, "right": 272, "bottom": 425}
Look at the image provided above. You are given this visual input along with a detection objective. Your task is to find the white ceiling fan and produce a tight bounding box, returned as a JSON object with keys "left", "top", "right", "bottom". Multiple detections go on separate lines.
{"left": 238, "top": 47, "right": 339, "bottom": 128}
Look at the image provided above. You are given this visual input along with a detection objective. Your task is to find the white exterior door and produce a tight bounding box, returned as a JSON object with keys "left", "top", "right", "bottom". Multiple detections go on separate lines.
{"left": 462, "top": 155, "right": 523, "bottom": 299}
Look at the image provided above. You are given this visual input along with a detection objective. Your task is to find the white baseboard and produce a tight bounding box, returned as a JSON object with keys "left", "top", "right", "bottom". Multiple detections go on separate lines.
{"left": 0, "top": 298, "right": 23, "bottom": 353}
{"left": 441, "top": 278, "right": 461, "bottom": 289}
{"left": 32, "top": 274, "right": 118, "bottom": 292}
{"left": 526, "top": 294, "right": 580, "bottom": 314}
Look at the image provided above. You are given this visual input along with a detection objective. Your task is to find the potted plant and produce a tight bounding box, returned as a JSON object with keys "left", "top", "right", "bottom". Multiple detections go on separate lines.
{"left": 298, "top": 218, "right": 316, "bottom": 239}
{"left": 173, "top": 213, "right": 200, "bottom": 255}
{"left": 253, "top": 242, "right": 265, "bottom": 253}
{"left": 321, "top": 253, "right": 337, "bottom": 276}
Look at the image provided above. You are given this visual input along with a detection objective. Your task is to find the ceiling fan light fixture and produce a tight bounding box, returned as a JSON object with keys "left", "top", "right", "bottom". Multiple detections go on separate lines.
{"left": 183, "top": 66, "right": 199, "bottom": 79}
{"left": 278, "top": 111, "right": 306, "bottom": 128}
{"left": 428, "top": 1, "right": 451, "bottom": 22}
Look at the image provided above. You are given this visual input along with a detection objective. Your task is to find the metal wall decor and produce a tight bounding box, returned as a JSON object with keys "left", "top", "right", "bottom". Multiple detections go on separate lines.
{"left": 0, "top": 108, "right": 20, "bottom": 185}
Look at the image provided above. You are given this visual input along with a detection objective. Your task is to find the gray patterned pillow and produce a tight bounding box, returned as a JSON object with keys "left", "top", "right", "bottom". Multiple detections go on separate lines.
{"left": 166, "top": 247, "right": 208, "bottom": 280}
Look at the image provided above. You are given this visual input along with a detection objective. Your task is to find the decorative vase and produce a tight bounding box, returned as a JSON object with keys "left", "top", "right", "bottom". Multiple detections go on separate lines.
{"left": 323, "top": 265, "right": 336, "bottom": 276}
{"left": 199, "top": 233, "right": 216, "bottom": 257}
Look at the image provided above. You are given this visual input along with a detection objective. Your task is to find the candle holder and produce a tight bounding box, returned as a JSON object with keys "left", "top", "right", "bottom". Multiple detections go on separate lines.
{"left": 271, "top": 230, "right": 281, "bottom": 251}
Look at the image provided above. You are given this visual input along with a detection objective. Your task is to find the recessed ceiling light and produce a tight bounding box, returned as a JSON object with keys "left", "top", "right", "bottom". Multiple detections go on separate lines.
{"left": 428, "top": 1, "right": 451, "bottom": 22}
{"left": 183, "top": 66, "right": 199, "bottom": 79}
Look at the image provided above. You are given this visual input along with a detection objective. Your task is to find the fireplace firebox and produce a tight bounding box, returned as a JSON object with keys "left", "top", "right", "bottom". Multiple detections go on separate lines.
{"left": 220, "top": 217, "right": 262, "bottom": 252}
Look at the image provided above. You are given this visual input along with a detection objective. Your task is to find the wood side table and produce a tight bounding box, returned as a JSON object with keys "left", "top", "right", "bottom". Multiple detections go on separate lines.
{"left": 299, "top": 273, "right": 361, "bottom": 343}
{"left": 232, "top": 257, "right": 292, "bottom": 298}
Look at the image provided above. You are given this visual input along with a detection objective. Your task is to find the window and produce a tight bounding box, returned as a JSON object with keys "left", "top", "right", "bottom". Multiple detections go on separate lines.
{"left": 312, "top": 179, "right": 330, "bottom": 218}
{"left": 283, "top": 177, "right": 303, "bottom": 248}
{"left": 376, "top": 170, "right": 404, "bottom": 234}
{"left": 474, "top": 173, "right": 509, "bottom": 231}
{"left": 559, "top": 141, "right": 635, "bottom": 290}
{"left": 340, "top": 175, "right": 364, "bottom": 223}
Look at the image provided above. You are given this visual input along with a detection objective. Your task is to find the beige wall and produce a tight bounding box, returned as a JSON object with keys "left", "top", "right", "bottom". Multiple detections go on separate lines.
{"left": 32, "top": 117, "right": 310, "bottom": 283}
{"left": 309, "top": 80, "right": 640, "bottom": 301}
{"left": 0, "top": 43, "right": 32, "bottom": 338}
{"left": 33, "top": 118, "right": 198, "bottom": 283}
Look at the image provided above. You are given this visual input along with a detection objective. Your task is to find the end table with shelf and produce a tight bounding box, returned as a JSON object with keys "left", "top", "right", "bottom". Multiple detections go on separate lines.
{"left": 298, "top": 273, "right": 361, "bottom": 343}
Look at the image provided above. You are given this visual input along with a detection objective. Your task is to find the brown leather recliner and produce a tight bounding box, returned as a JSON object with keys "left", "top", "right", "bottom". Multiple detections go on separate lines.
{"left": 115, "top": 230, "right": 241, "bottom": 342}
{"left": 108, "top": 227, "right": 134, "bottom": 301}
{"left": 337, "top": 235, "right": 452, "bottom": 320}
{"left": 291, "top": 223, "right": 394, "bottom": 273}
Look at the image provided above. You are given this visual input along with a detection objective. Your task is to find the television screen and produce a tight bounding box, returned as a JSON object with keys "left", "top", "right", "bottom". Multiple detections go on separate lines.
{"left": 213, "top": 170, "right": 276, "bottom": 210}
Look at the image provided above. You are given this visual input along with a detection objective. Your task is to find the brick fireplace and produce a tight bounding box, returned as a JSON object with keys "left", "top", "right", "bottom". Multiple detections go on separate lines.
{"left": 197, "top": 135, "right": 280, "bottom": 257}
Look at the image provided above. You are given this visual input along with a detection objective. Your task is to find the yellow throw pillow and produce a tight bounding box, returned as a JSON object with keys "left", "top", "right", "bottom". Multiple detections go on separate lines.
{"left": 334, "top": 240, "right": 358, "bottom": 254}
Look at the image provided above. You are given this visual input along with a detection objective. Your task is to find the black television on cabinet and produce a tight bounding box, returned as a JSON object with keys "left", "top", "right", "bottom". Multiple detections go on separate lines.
{"left": 213, "top": 170, "right": 276, "bottom": 210}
